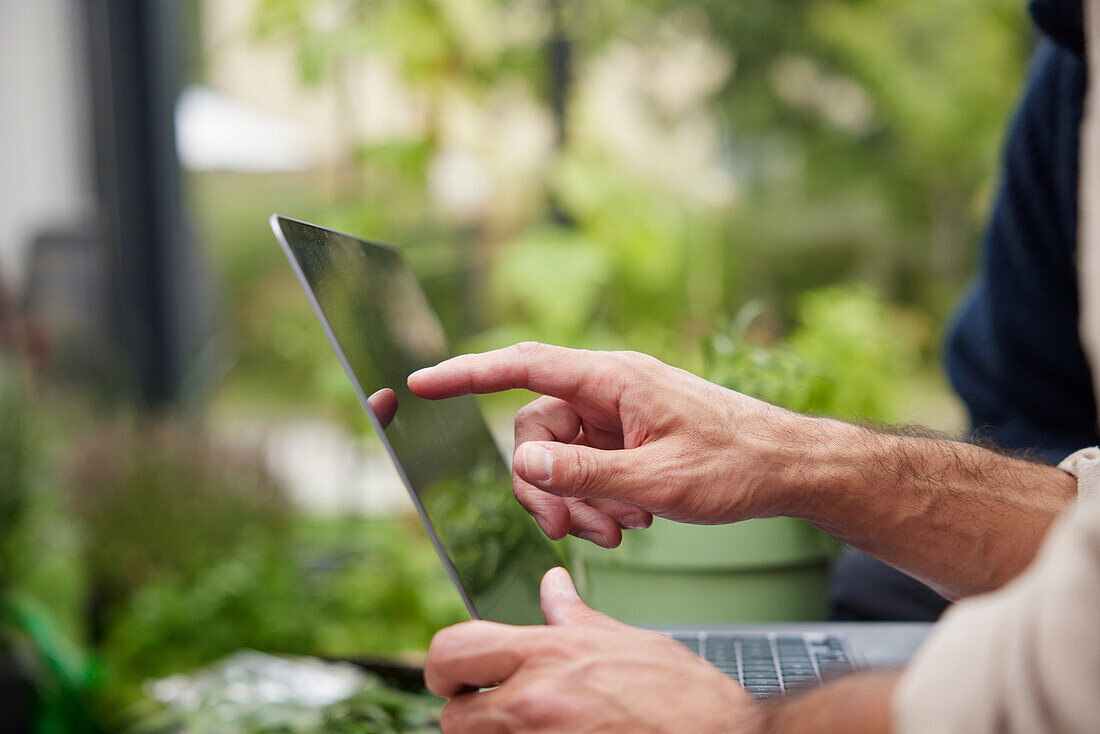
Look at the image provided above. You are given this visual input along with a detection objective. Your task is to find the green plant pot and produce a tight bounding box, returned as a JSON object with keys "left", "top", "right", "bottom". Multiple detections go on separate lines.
{"left": 571, "top": 518, "right": 837, "bottom": 625}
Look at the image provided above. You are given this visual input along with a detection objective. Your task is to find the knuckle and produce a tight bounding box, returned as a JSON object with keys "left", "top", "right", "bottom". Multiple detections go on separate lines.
{"left": 465, "top": 619, "right": 498, "bottom": 637}
{"left": 515, "top": 403, "right": 535, "bottom": 422}
{"left": 513, "top": 341, "right": 545, "bottom": 358}
{"left": 514, "top": 399, "right": 546, "bottom": 424}
{"left": 535, "top": 634, "right": 578, "bottom": 660}
{"left": 567, "top": 450, "right": 597, "bottom": 492}
{"left": 428, "top": 622, "right": 484, "bottom": 664}
{"left": 427, "top": 626, "right": 451, "bottom": 656}
{"left": 438, "top": 700, "right": 467, "bottom": 733}
{"left": 426, "top": 629, "right": 457, "bottom": 671}
{"left": 504, "top": 683, "right": 563, "bottom": 727}
{"left": 617, "top": 349, "right": 656, "bottom": 368}
{"left": 512, "top": 480, "right": 545, "bottom": 511}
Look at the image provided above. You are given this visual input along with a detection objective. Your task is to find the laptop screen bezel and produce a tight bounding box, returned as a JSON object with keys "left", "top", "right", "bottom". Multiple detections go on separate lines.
{"left": 269, "top": 213, "right": 484, "bottom": 620}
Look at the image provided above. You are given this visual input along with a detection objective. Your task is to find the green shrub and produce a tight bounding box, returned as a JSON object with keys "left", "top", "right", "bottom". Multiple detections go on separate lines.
{"left": 67, "top": 419, "right": 290, "bottom": 606}
{"left": 705, "top": 284, "right": 925, "bottom": 423}
{"left": 0, "top": 360, "right": 33, "bottom": 593}
{"left": 68, "top": 419, "right": 465, "bottom": 709}
{"left": 100, "top": 516, "right": 466, "bottom": 697}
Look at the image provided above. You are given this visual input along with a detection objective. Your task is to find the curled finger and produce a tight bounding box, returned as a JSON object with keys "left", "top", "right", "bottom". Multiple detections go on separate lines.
{"left": 440, "top": 690, "right": 511, "bottom": 734}
{"left": 586, "top": 498, "right": 653, "bottom": 531}
{"left": 563, "top": 496, "right": 622, "bottom": 548}
{"left": 513, "top": 481, "right": 570, "bottom": 540}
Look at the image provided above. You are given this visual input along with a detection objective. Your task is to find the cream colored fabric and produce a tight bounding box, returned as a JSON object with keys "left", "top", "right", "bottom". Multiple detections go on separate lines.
{"left": 893, "top": 0, "right": 1100, "bottom": 730}
{"left": 893, "top": 484, "right": 1100, "bottom": 734}
{"left": 1059, "top": 446, "right": 1100, "bottom": 503}
{"left": 1082, "top": 0, "right": 1100, "bottom": 404}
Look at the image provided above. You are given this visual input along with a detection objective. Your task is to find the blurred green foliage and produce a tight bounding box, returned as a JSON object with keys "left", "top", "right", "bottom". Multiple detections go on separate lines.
{"left": 706, "top": 285, "right": 925, "bottom": 423}
{"left": 0, "top": 361, "right": 32, "bottom": 592}
{"left": 686, "top": 0, "right": 1024, "bottom": 313}
{"left": 60, "top": 417, "right": 464, "bottom": 716}
{"left": 100, "top": 518, "right": 464, "bottom": 689}
{"left": 218, "top": 0, "right": 1025, "bottom": 401}
{"left": 0, "top": 364, "right": 101, "bottom": 733}
{"left": 253, "top": 0, "right": 544, "bottom": 90}
{"left": 68, "top": 421, "right": 290, "bottom": 603}
{"left": 10, "top": 0, "right": 1027, "bottom": 728}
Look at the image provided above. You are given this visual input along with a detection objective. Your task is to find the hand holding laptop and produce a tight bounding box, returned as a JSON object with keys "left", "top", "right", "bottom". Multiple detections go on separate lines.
{"left": 273, "top": 201, "right": 1075, "bottom": 734}
{"left": 425, "top": 566, "right": 759, "bottom": 734}
{"left": 273, "top": 218, "right": 928, "bottom": 728}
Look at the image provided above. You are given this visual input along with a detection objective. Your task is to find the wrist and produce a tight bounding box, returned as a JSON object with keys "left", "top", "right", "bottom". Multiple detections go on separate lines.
{"left": 767, "top": 413, "right": 886, "bottom": 525}
{"left": 756, "top": 672, "right": 901, "bottom": 734}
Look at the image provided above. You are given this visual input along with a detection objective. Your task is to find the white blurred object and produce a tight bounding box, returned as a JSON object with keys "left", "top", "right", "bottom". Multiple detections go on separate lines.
{"left": 771, "top": 56, "right": 876, "bottom": 137}
{"left": 261, "top": 419, "right": 413, "bottom": 518}
{"left": 150, "top": 651, "right": 365, "bottom": 710}
{"left": 429, "top": 151, "right": 494, "bottom": 223}
{"left": 575, "top": 30, "right": 738, "bottom": 207}
{"left": 175, "top": 84, "right": 321, "bottom": 172}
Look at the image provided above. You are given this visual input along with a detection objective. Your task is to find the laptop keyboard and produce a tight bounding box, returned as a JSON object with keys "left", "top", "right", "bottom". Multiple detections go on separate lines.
{"left": 670, "top": 633, "right": 855, "bottom": 699}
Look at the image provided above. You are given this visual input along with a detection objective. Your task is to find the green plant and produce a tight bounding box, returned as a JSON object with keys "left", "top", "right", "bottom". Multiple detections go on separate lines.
{"left": 0, "top": 361, "right": 102, "bottom": 733}
{"left": 0, "top": 360, "right": 32, "bottom": 593}
{"left": 97, "top": 512, "right": 467, "bottom": 706}
{"left": 705, "top": 284, "right": 925, "bottom": 423}
{"left": 65, "top": 418, "right": 467, "bottom": 705}
{"left": 101, "top": 541, "right": 317, "bottom": 685}
{"left": 68, "top": 419, "right": 290, "bottom": 607}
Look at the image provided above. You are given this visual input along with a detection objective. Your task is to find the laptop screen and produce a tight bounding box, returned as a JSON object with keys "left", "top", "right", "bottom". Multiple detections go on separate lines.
{"left": 272, "top": 216, "right": 564, "bottom": 625}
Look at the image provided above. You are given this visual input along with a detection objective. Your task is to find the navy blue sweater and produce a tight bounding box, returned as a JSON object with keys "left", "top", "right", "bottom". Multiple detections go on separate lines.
{"left": 831, "top": 0, "right": 1100, "bottom": 621}
{"left": 946, "top": 40, "right": 1096, "bottom": 461}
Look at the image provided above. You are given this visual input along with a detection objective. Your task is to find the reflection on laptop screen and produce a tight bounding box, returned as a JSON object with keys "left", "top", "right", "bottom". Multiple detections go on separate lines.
{"left": 273, "top": 216, "right": 563, "bottom": 625}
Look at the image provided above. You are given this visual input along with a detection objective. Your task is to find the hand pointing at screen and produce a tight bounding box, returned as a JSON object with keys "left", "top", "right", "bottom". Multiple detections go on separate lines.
{"left": 407, "top": 341, "right": 807, "bottom": 549}
{"left": 408, "top": 341, "right": 1076, "bottom": 600}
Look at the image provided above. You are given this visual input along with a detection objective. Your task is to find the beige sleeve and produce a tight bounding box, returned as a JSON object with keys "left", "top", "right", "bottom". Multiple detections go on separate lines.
{"left": 897, "top": 0, "right": 1100, "bottom": 726}
{"left": 892, "top": 455, "right": 1100, "bottom": 734}
{"left": 1082, "top": 0, "right": 1100, "bottom": 404}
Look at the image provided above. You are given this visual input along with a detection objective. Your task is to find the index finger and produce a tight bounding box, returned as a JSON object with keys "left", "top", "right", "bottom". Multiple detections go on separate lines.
{"left": 407, "top": 342, "right": 610, "bottom": 400}
{"left": 425, "top": 620, "right": 551, "bottom": 698}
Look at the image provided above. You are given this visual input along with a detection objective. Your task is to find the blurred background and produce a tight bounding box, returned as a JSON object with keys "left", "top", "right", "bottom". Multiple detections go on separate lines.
{"left": 1, "top": 0, "right": 1028, "bottom": 731}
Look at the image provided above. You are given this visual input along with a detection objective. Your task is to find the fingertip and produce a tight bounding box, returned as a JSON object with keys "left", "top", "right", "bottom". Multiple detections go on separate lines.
{"left": 513, "top": 479, "right": 570, "bottom": 539}
{"left": 620, "top": 512, "right": 652, "bottom": 530}
{"left": 515, "top": 442, "right": 554, "bottom": 487}
{"left": 540, "top": 566, "right": 578, "bottom": 601}
{"left": 406, "top": 367, "right": 430, "bottom": 394}
{"left": 531, "top": 512, "right": 566, "bottom": 540}
{"left": 577, "top": 530, "right": 621, "bottom": 548}
{"left": 541, "top": 566, "right": 614, "bottom": 627}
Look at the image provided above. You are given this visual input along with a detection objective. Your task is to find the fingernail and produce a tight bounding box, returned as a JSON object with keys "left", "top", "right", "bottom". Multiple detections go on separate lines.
{"left": 532, "top": 513, "right": 553, "bottom": 537}
{"left": 545, "top": 566, "right": 578, "bottom": 598}
{"left": 579, "top": 531, "right": 611, "bottom": 548}
{"left": 621, "top": 514, "right": 648, "bottom": 530}
{"left": 521, "top": 444, "right": 554, "bottom": 485}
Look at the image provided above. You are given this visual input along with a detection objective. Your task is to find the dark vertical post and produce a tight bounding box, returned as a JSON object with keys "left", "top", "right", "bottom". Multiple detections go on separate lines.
{"left": 548, "top": 0, "right": 574, "bottom": 226}
{"left": 83, "top": 0, "right": 214, "bottom": 406}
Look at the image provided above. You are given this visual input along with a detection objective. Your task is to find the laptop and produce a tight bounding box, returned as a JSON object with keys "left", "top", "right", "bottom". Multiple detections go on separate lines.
{"left": 270, "top": 214, "right": 930, "bottom": 699}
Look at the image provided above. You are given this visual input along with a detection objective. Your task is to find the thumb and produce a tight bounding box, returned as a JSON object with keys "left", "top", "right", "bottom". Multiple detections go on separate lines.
{"left": 515, "top": 441, "right": 644, "bottom": 504}
{"left": 540, "top": 567, "right": 616, "bottom": 627}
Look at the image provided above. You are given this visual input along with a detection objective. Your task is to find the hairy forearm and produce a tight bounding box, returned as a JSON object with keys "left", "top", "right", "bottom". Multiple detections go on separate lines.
{"left": 757, "top": 671, "right": 900, "bottom": 734}
{"left": 777, "top": 417, "right": 1077, "bottom": 599}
